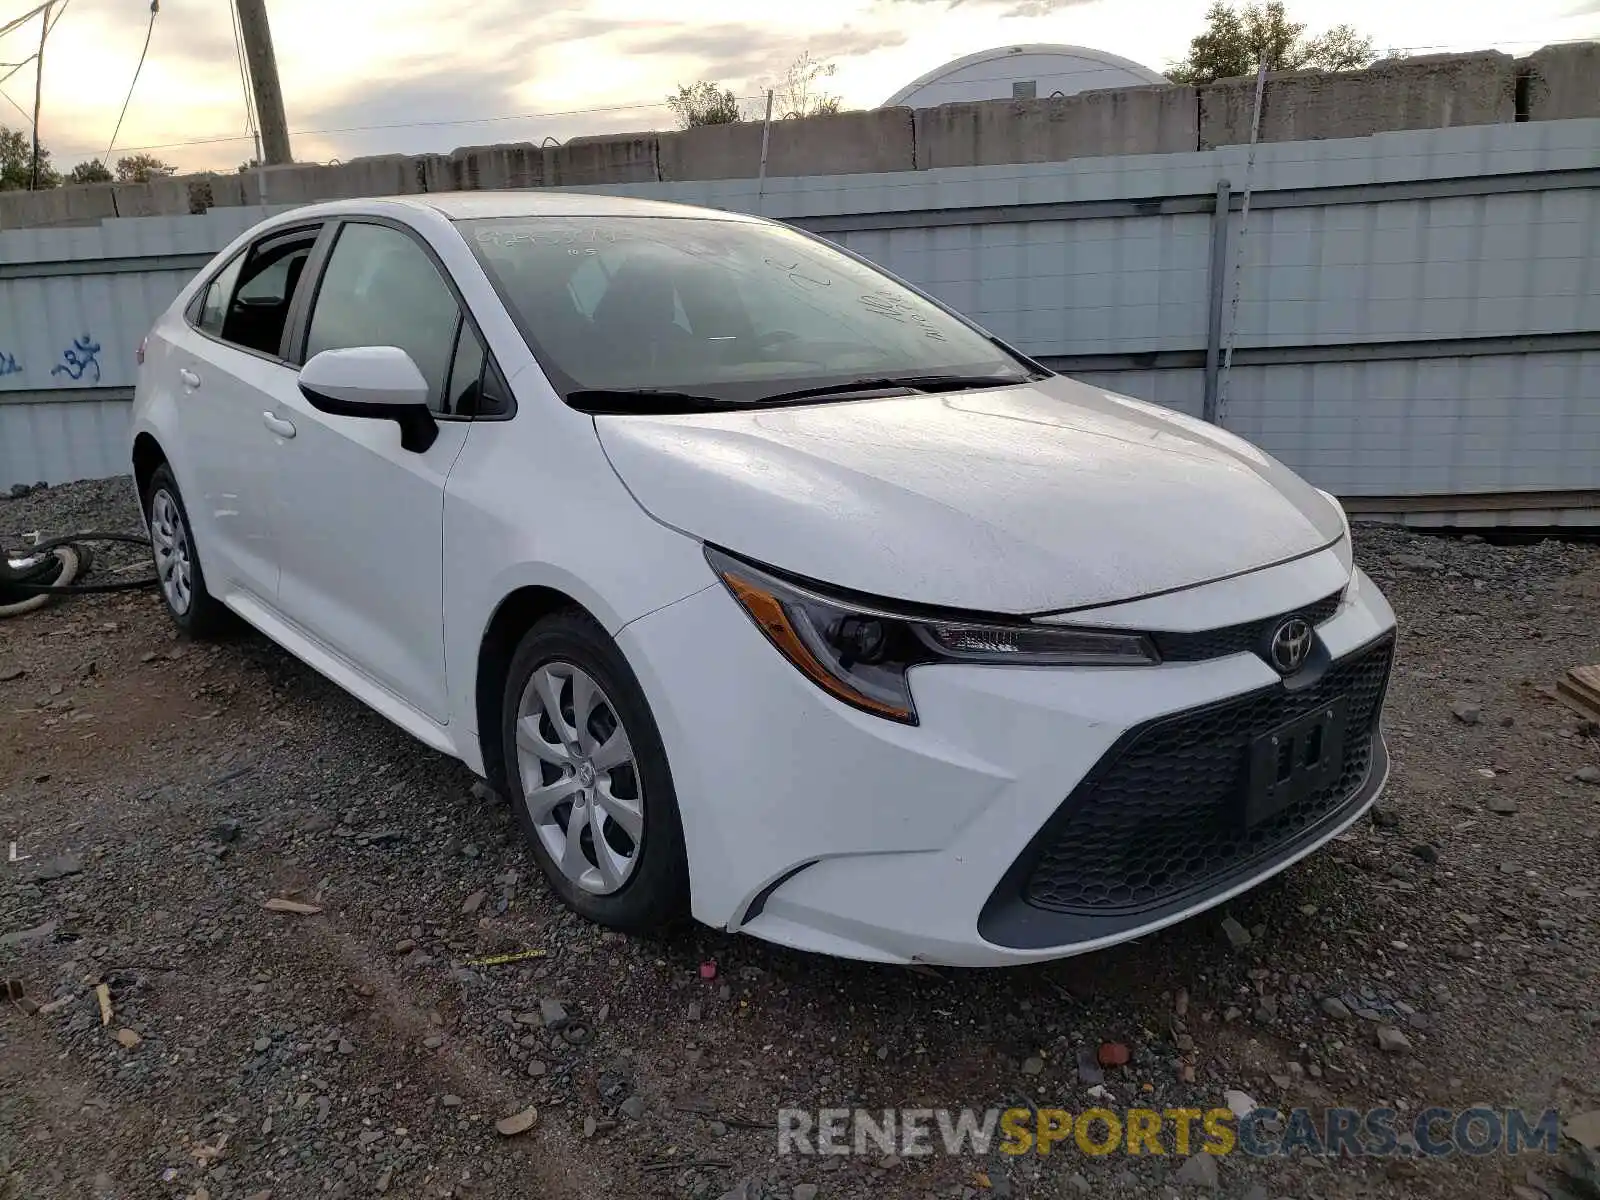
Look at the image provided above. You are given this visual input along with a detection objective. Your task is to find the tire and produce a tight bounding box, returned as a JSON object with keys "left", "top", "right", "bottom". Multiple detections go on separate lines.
{"left": 143, "top": 464, "right": 230, "bottom": 637}
{"left": 500, "top": 610, "right": 689, "bottom": 932}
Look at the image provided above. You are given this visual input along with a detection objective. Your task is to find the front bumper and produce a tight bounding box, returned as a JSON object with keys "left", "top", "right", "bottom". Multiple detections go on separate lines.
{"left": 617, "top": 553, "right": 1396, "bottom": 967}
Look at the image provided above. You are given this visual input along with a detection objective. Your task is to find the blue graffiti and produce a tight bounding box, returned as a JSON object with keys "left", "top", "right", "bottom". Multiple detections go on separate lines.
{"left": 50, "top": 335, "right": 102, "bottom": 384}
{"left": 0, "top": 351, "right": 21, "bottom": 377}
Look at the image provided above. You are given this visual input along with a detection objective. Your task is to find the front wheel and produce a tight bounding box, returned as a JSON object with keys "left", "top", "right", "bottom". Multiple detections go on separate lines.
{"left": 144, "top": 464, "right": 231, "bottom": 637}
{"left": 500, "top": 610, "right": 689, "bottom": 931}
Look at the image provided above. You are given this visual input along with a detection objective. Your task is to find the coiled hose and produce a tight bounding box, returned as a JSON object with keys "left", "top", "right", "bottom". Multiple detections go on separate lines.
{"left": 0, "top": 532, "right": 159, "bottom": 619}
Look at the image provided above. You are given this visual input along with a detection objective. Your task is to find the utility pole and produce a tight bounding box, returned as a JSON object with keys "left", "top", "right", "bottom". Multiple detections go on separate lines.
{"left": 234, "top": 0, "right": 291, "bottom": 165}
{"left": 29, "top": 1, "right": 50, "bottom": 189}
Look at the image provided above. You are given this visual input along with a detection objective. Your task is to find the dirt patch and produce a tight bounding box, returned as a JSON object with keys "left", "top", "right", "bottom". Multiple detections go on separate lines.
{"left": 3, "top": 480, "right": 1599, "bottom": 1200}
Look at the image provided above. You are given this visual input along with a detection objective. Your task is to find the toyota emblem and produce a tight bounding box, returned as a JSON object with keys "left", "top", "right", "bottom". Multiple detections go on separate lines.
{"left": 1267, "top": 617, "right": 1314, "bottom": 675}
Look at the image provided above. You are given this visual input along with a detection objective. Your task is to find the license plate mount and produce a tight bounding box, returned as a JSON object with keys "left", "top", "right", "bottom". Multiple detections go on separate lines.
{"left": 1243, "top": 697, "right": 1349, "bottom": 828}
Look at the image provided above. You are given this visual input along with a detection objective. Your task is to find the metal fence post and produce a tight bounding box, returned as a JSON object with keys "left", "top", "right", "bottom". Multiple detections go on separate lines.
{"left": 1202, "top": 179, "right": 1232, "bottom": 424}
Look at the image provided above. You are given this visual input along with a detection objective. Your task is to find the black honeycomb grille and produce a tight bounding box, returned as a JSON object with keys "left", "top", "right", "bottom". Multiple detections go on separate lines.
{"left": 1022, "top": 635, "right": 1393, "bottom": 915}
{"left": 1151, "top": 591, "right": 1344, "bottom": 663}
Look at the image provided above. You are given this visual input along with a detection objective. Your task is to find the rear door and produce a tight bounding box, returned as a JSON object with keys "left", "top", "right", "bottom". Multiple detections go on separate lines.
{"left": 169, "top": 224, "right": 323, "bottom": 603}
{"left": 259, "top": 217, "right": 488, "bottom": 721}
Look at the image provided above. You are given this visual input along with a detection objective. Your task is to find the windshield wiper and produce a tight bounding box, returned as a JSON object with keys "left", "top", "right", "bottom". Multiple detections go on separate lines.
{"left": 756, "top": 374, "right": 1030, "bottom": 405}
{"left": 567, "top": 389, "right": 735, "bottom": 414}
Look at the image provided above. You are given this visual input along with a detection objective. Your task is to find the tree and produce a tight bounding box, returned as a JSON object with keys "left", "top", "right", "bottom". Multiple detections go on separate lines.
{"left": 667, "top": 82, "right": 742, "bottom": 128}
{"left": 0, "top": 124, "right": 59, "bottom": 190}
{"left": 1166, "top": 2, "right": 1376, "bottom": 84}
{"left": 115, "top": 153, "right": 178, "bottom": 183}
{"left": 775, "top": 50, "right": 841, "bottom": 119}
{"left": 68, "top": 158, "right": 114, "bottom": 184}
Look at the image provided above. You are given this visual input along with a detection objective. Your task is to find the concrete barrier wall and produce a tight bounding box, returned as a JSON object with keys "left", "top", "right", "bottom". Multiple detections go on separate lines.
{"left": 660, "top": 108, "right": 914, "bottom": 181}
{"left": 1525, "top": 43, "right": 1600, "bottom": 121}
{"left": 1199, "top": 52, "right": 1517, "bottom": 149}
{"left": 0, "top": 44, "right": 1592, "bottom": 232}
{"left": 913, "top": 86, "right": 1198, "bottom": 169}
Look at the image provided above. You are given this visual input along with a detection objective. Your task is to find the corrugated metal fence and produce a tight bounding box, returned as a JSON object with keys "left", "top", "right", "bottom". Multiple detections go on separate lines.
{"left": 3, "top": 119, "right": 1598, "bottom": 525}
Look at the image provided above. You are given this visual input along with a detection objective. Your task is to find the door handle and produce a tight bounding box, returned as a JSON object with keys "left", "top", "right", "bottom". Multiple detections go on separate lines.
{"left": 178, "top": 368, "right": 201, "bottom": 388}
{"left": 262, "top": 411, "right": 297, "bottom": 439}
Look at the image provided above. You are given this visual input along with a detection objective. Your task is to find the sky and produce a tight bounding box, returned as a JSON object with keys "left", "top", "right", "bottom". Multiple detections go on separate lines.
{"left": 2, "top": 0, "right": 1597, "bottom": 174}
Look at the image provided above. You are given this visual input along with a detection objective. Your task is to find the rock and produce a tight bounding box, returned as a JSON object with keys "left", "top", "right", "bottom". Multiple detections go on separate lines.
{"left": 1219, "top": 916, "right": 1252, "bottom": 949}
{"left": 618, "top": 1094, "right": 647, "bottom": 1122}
{"left": 423, "top": 1034, "right": 443, "bottom": 1049}
{"left": 717, "top": 1182, "right": 760, "bottom": 1200}
{"left": 0, "top": 665, "right": 24, "bottom": 682}
{"left": 793, "top": 1187, "right": 819, "bottom": 1200}
{"left": 1097, "top": 1042, "right": 1130, "bottom": 1067}
{"left": 686, "top": 1001, "right": 702, "bottom": 1021}
{"left": 1575, "top": 766, "right": 1600, "bottom": 785}
{"left": 1370, "top": 806, "right": 1400, "bottom": 829}
{"left": 34, "top": 853, "right": 83, "bottom": 882}
{"left": 1066, "top": 1175, "right": 1091, "bottom": 1195}
{"left": 494, "top": 1105, "right": 538, "bottom": 1136}
{"left": 1451, "top": 702, "right": 1483, "bottom": 725}
{"left": 1076, "top": 1045, "right": 1104, "bottom": 1085}
{"left": 1254, "top": 995, "right": 1278, "bottom": 1023}
{"left": 1411, "top": 844, "right": 1439, "bottom": 863}
{"left": 539, "top": 998, "right": 568, "bottom": 1028}
{"left": 213, "top": 819, "right": 243, "bottom": 843}
{"left": 253, "top": 1036, "right": 271, "bottom": 1052}
{"left": 0, "top": 919, "right": 59, "bottom": 948}
{"left": 1375, "top": 1026, "right": 1412, "bottom": 1053}
{"left": 1174, "top": 988, "right": 1189, "bottom": 1017}
{"left": 461, "top": 889, "right": 487, "bottom": 915}
{"left": 1320, "top": 997, "right": 1353, "bottom": 1021}
{"left": 1564, "top": 1110, "right": 1600, "bottom": 1150}
{"left": 115, "top": 1028, "right": 141, "bottom": 1049}
{"left": 1224, "top": 1091, "right": 1258, "bottom": 1121}
{"left": 582, "top": 1115, "right": 598, "bottom": 1138}
{"left": 337, "top": 1038, "right": 355, "bottom": 1055}
{"left": 1487, "top": 796, "right": 1520, "bottom": 815}
{"left": 441, "top": 1095, "right": 463, "bottom": 1108}
{"left": 1021, "top": 1056, "right": 1044, "bottom": 1076}
{"left": 1173, "top": 1152, "right": 1219, "bottom": 1189}
{"left": 1393, "top": 553, "right": 1443, "bottom": 571}
{"left": 375, "top": 1168, "right": 392, "bottom": 1194}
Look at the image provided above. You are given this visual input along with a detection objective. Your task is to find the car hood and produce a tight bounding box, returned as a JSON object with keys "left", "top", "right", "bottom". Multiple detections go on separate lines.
{"left": 594, "top": 375, "right": 1346, "bottom": 614}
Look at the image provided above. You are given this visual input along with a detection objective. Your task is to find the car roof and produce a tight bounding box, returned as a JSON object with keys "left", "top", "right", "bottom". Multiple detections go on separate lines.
{"left": 293, "top": 191, "right": 762, "bottom": 224}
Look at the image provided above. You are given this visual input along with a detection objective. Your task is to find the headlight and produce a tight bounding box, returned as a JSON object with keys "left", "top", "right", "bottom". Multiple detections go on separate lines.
{"left": 705, "top": 547, "right": 1158, "bottom": 724}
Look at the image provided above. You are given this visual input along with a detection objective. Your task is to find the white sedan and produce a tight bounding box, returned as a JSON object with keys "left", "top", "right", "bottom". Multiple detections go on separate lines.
{"left": 130, "top": 192, "right": 1396, "bottom": 966}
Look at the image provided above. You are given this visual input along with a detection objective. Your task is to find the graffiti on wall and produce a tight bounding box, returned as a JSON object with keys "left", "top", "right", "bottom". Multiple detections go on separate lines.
{"left": 50, "top": 335, "right": 103, "bottom": 384}
{"left": 0, "top": 352, "right": 21, "bottom": 377}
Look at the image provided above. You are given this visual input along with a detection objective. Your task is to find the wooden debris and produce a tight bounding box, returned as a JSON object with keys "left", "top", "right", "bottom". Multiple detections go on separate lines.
{"left": 37, "top": 993, "right": 76, "bottom": 1015}
{"left": 96, "top": 982, "right": 112, "bottom": 1026}
{"left": 1554, "top": 665, "right": 1600, "bottom": 719}
{"left": 263, "top": 898, "right": 322, "bottom": 915}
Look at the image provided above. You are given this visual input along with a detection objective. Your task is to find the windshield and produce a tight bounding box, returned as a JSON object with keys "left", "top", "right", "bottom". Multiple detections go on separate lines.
{"left": 459, "top": 215, "right": 1040, "bottom": 408}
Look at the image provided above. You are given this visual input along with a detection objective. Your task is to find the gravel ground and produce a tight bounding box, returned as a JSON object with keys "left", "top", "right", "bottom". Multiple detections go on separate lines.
{"left": 3, "top": 477, "right": 1599, "bottom": 1200}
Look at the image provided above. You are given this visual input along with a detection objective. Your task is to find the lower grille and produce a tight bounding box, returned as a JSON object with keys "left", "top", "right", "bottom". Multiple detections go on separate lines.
{"left": 1021, "top": 634, "right": 1394, "bottom": 915}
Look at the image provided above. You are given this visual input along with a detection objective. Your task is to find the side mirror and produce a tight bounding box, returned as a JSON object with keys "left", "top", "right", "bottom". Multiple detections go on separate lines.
{"left": 298, "top": 346, "right": 438, "bottom": 453}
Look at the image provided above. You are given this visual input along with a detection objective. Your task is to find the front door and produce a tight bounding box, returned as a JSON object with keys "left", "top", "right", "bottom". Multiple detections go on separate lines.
{"left": 264, "top": 220, "right": 475, "bottom": 722}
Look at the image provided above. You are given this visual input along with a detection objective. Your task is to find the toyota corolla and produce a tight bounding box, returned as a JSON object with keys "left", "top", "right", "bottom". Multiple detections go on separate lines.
{"left": 129, "top": 192, "right": 1396, "bottom": 966}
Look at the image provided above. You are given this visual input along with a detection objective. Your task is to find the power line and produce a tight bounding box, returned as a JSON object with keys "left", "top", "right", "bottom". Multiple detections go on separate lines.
{"left": 227, "top": 0, "right": 261, "bottom": 163}
{"left": 103, "top": 0, "right": 157, "bottom": 164}
{"left": 0, "top": 2, "right": 51, "bottom": 41}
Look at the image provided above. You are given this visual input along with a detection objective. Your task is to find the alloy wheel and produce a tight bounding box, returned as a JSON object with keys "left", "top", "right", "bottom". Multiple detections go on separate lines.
{"left": 149, "top": 489, "right": 193, "bottom": 615}
{"left": 514, "top": 661, "right": 644, "bottom": 895}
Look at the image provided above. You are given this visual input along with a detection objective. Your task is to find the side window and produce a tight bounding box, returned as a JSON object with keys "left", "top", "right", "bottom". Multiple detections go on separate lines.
{"left": 445, "top": 322, "right": 485, "bottom": 416}
{"left": 305, "top": 223, "right": 460, "bottom": 413}
{"left": 197, "top": 253, "right": 244, "bottom": 336}
{"left": 216, "top": 227, "right": 319, "bottom": 357}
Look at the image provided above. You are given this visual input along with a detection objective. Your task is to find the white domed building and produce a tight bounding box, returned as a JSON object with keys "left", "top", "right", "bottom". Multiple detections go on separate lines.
{"left": 883, "top": 44, "right": 1170, "bottom": 107}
